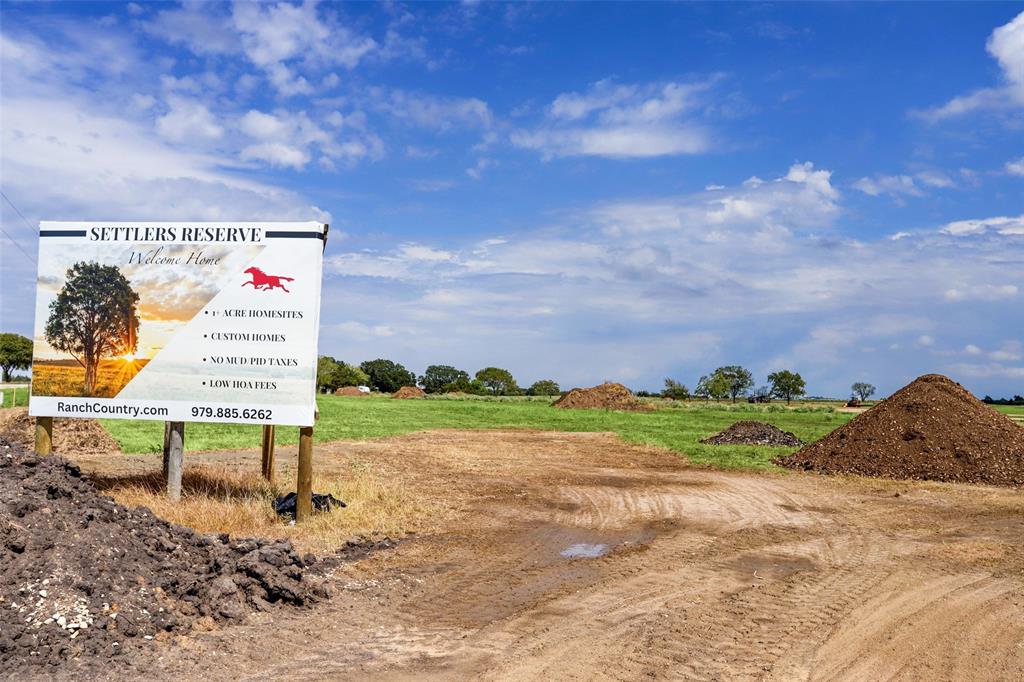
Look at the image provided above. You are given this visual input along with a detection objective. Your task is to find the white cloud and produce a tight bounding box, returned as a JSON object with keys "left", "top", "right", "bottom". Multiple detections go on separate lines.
{"left": 466, "top": 157, "right": 495, "bottom": 180}
{"left": 237, "top": 108, "right": 383, "bottom": 169}
{"left": 240, "top": 142, "right": 310, "bottom": 169}
{"left": 370, "top": 88, "right": 492, "bottom": 130}
{"left": 915, "top": 11, "right": 1024, "bottom": 121}
{"left": 1006, "top": 157, "right": 1024, "bottom": 176}
{"left": 332, "top": 321, "right": 395, "bottom": 338}
{"left": 915, "top": 170, "right": 955, "bottom": 188}
{"left": 944, "top": 284, "right": 1018, "bottom": 302}
{"left": 965, "top": 344, "right": 983, "bottom": 356}
{"left": 147, "top": 1, "right": 377, "bottom": 96}
{"left": 941, "top": 215, "right": 1024, "bottom": 236}
{"left": 853, "top": 170, "right": 956, "bottom": 199}
{"left": 512, "top": 78, "right": 717, "bottom": 159}
{"left": 916, "top": 335, "right": 935, "bottom": 347}
{"left": 145, "top": 1, "right": 241, "bottom": 56}
{"left": 990, "top": 341, "right": 1023, "bottom": 362}
{"left": 944, "top": 363, "right": 1024, "bottom": 380}
{"left": 155, "top": 96, "right": 224, "bottom": 142}
{"left": 853, "top": 174, "right": 921, "bottom": 198}
{"left": 591, "top": 162, "right": 839, "bottom": 237}
{"left": 398, "top": 244, "right": 454, "bottom": 262}
{"left": 410, "top": 179, "right": 456, "bottom": 192}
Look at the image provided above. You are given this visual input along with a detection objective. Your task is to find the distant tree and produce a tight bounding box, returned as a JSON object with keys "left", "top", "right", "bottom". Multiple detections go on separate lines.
{"left": 528, "top": 379, "right": 561, "bottom": 396}
{"left": 317, "top": 356, "right": 341, "bottom": 392}
{"left": 694, "top": 375, "right": 711, "bottom": 401}
{"left": 317, "top": 357, "right": 367, "bottom": 392}
{"left": 335, "top": 362, "right": 369, "bottom": 388}
{"left": 475, "top": 367, "right": 519, "bottom": 395}
{"left": 467, "top": 379, "right": 489, "bottom": 395}
{"left": 768, "top": 370, "right": 807, "bottom": 404}
{"left": 0, "top": 333, "right": 33, "bottom": 382}
{"left": 661, "top": 378, "right": 690, "bottom": 400}
{"left": 751, "top": 385, "right": 772, "bottom": 402}
{"left": 419, "top": 365, "right": 470, "bottom": 393}
{"left": 708, "top": 365, "right": 753, "bottom": 403}
{"left": 360, "top": 358, "right": 415, "bottom": 393}
{"left": 695, "top": 373, "right": 729, "bottom": 401}
{"left": 851, "top": 382, "right": 876, "bottom": 402}
{"left": 44, "top": 262, "right": 139, "bottom": 396}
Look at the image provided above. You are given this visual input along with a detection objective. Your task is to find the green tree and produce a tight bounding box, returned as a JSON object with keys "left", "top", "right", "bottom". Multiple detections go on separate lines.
{"left": 768, "top": 369, "right": 806, "bottom": 404}
{"left": 419, "top": 365, "right": 470, "bottom": 393}
{"left": 317, "top": 356, "right": 341, "bottom": 392}
{"left": 0, "top": 333, "right": 33, "bottom": 382}
{"left": 709, "top": 365, "right": 753, "bottom": 403}
{"left": 528, "top": 379, "right": 561, "bottom": 396}
{"left": 661, "top": 378, "right": 690, "bottom": 400}
{"left": 475, "top": 366, "right": 519, "bottom": 395}
{"left": 360, "top": 358, "right": 415, "bottom": 393}
{"left": 44, "top": 262, "right": 139, "bottom": 396}
{"left": 335, "top": 362, "right": 369, "bottom": 388}
{"left": 851, "top": 382, "right": 876, "bottom": 401}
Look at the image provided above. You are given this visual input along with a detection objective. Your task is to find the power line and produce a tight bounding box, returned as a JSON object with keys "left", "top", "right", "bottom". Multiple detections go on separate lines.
{"left": 0, "top": 189, "right": 38, "bottom": 265}
{"left": 1, "top": 227, "right": 36, "bottom": 264}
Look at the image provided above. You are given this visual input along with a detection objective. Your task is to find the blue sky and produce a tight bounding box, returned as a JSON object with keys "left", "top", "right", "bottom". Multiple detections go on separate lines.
{"left": 1, "top": 1, "right": 1022, "bottom": 398}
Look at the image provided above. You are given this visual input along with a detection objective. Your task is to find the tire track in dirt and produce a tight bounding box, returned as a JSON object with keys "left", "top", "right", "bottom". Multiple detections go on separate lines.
{"left": 95, "top": 430, "right": 1024, "bottom": 681}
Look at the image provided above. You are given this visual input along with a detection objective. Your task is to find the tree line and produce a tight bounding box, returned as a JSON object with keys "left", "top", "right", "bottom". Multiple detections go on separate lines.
{"left": 317, "top": 357, "right": 561, "bottom": 396}
{"left": 318, "top": 357, "right": 880, "bottom": 405}
{"left": 649, "top": 369, "right": 878, "bottom": 405}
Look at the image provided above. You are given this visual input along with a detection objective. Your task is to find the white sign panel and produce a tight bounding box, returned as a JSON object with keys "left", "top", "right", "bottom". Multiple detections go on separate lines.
{"left": 29, "top": 221, "right": 326, "bottom": 426}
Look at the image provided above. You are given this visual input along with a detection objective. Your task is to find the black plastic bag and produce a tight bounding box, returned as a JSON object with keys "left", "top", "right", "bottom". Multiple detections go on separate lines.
{"left": 273, "top": 492, "right": 346, "bottom": 518}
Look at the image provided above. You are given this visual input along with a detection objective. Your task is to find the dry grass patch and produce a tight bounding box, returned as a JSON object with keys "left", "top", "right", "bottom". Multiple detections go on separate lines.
{"left": 92, "top": 461, "right": 443, "bottom": 554}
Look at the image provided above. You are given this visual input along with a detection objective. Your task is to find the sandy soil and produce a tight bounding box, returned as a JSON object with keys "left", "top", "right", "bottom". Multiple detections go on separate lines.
{"left": 70, "top": 430, "right": 1024, "bottom": 681}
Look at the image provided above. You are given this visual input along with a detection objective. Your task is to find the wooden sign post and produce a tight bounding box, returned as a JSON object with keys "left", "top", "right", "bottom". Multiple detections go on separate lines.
{"left": 163, "top": 421, "right": 185, "bottom": 501}
{"left": 260, "top": 424, "right": 276, "bottom": 484}
{"left": 296, "top": 426, "right": 313, "bottom": 522}
{"left": 34, "top": 416, "right": 53, "bottom": 455}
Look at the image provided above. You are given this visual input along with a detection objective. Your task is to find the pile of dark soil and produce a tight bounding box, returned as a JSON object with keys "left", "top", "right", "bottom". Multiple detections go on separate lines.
{"left": 552, "top": 383, "right": 653, "bottom": 412}
{"left": 334, "top": 386, "right": 369, "bottom": 397}
{"left": 392, "top": 386, "right": 426, "bottom": 399}
{"left": 0, "top": 408, "right": 120, "bottom": 455}
{"left": 0, "top": 445, "right": 328, "bottom": 672}
{"left": 775, "top": 374, "right": 1024, "bottom": 486}
{"left": 701, "top": 421, "right": 803, "bottom": 447}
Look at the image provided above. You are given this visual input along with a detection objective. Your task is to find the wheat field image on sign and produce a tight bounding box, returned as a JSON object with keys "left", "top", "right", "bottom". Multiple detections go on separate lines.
{"left": 31, "top": 243, "right": 260, "bottom": 398}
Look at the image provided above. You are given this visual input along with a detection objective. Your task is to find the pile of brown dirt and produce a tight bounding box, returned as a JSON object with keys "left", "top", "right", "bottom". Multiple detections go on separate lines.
{"left": 0, "top": 445, "right": 328, "bottom": 672}
{"left": 333, "top": 386, "right": 369, "bottom": 396}
{"left": 701, "top": 421, "right": 803, "bottom": 446}
{"left": 392, "top": 386, "right": 426, "bottom": 399}
{"left": 775, "top": 374, "right": 1024, "bottom": 486}
{"left": 552, "top": 383, "right": 653, "bottom": 412}
{"left": 0, "top": 408, "right": 120, "bottom": 455}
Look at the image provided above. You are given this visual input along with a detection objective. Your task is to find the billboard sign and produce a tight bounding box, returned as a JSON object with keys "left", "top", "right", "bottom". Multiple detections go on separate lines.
{"left": 28, "top": 221, "right": 326, "bottom": 426}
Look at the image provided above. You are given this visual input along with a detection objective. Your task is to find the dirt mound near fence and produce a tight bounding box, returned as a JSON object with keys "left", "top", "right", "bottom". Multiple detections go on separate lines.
{"left": 775, "top": 374, "right": 1024, "bottom": 486}
{"left": 392, "top": 386, "right": 426, "bottom": 399}
{"left": 0, "top": 408, "right": 120, "bottom": 456}
{"left": 0, "top": 446, "right": 328, "bottom": 673}
{"left": 334, "top": 386, "right": 369, "bottom": 396}
{"left": 552, "top": 383, "right": 653, "bottom": 412}
{"left": 701, "top": 421, "right": 803, "bottom": 446}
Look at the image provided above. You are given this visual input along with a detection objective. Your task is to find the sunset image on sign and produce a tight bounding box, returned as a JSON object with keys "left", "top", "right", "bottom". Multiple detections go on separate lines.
{"left": 30, "top": 235, "right": 267, "bottom": 400}
{"left": 32, "top": 261, "right": 144, "bottom": 398}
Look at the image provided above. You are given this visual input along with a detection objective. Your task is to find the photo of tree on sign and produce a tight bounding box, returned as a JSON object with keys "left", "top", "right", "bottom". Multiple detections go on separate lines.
{"left": 33, "top": 262, "right": 142, "bottom": 398}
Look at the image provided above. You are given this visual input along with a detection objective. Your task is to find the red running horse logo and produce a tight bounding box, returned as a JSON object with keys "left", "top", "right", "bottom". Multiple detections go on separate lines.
{"left": 243, "top": 266, "right": 294, "bottom": 293}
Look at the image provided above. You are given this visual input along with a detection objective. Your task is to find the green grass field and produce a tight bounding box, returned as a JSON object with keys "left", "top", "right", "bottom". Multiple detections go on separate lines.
{"left": 99, "top": 395, "right": 855, "bottom": 469}
{"left": 1, "top": 386, "right": 30, "bottom": 408}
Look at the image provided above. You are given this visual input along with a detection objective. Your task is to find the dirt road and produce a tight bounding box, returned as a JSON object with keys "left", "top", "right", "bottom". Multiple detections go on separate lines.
{"left": 76, "top": 430, "right": 1024, "bottom": 681}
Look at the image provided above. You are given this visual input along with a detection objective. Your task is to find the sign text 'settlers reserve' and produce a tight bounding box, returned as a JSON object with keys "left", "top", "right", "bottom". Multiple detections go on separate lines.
{"left": 90, "top": 226, "right": 263, "bottom": 242}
